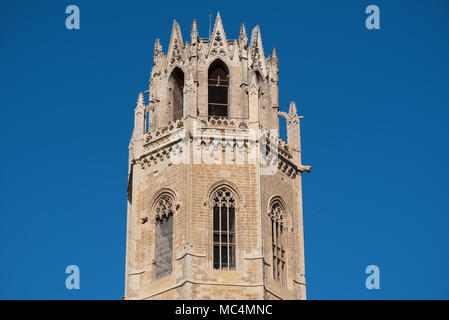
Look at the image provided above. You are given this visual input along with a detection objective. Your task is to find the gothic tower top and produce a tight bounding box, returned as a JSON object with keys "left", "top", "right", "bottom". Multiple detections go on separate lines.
{"left": 139, "top": 12, "right": 283, "bottom": 133}
{"left": 126, "top": 12, "right": 310, "bottom": 300}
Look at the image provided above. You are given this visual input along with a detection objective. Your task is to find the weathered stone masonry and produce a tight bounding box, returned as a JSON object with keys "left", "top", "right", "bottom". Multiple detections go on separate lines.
{"left": 124, "top": 13, "right": 311, "bottom": 300}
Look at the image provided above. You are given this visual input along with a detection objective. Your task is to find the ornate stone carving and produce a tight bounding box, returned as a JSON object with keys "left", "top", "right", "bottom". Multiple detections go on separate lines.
{"left": 238, "top": 22, "right": 248, "bottom": 53}
{"left": 212, "top": 188, "right": 235, "bottom": 208}
{"left": 208, "top": 12, "right": 230, "bottom": 58}
{"left": 279, "top": 101, "right": 300, "bottom": 125}
{"left": 126, "top": 13, "right": 310, "bottom": 300}
{"left": 153, "top": 39, "right": 162, "bottom": 63}
{"left": 155, "top": 195, "right": 174, "bottom": 220}
{"left": 167, "top": 20, "right": 184, "bottom": 65}
{"left": 170, "top": 39, "right": 182, "bottom": 64}
{"left": 269, "top": 201, "right": 284, "bottom": 226}
{"left": 250, "top": 25, "right": 267, "bottom": 77}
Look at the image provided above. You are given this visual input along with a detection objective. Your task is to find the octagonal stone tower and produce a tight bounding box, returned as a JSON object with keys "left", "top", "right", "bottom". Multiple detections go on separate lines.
{"left": 124, "top": 13, "right": 311, "bottom": 300}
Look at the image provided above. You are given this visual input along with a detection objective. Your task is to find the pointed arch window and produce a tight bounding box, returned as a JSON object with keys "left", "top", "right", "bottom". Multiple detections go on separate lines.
{"left": 270, "top": 201, "right": 286, "bottom": 284}
{"left": 154, "top": 195, "right": 174, "bottom": 279}
{"left": 169, "top": 67, "right": 184, "bottom": 122}
{"left": 212, "top": 188, "right": 236, "bottom": 270}
{"left": 208, "top": 59, "right": 229, "bottom": 118}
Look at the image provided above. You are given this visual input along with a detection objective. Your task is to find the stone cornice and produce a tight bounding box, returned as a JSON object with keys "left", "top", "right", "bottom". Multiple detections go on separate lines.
{"left": 132, "top": 117, "right": 309, "bottom": 176}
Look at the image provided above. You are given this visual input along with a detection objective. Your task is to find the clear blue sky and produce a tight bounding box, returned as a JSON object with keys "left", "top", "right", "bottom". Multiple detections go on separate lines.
{"left": 1, "top": 0, "right": 448, "bottom": 300}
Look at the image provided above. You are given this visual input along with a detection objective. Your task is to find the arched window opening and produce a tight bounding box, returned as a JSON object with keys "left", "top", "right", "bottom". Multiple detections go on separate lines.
{"left": 212, "top": 188, "right": 236, "bottom": 270}
{"left": 169, "top": 68, "right": 184, "bottom": 122}
{"left": 270, "top": 201, "right": 286, "bottom": 284}
{"left": 208, "top": 60, "right": 229, "bottom": 118}
{"left": 154, "top": 195, "right": 174, "bottom": 279}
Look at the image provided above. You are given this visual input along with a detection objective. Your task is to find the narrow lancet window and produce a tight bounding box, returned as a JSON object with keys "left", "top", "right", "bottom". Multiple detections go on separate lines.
{"left": 155, "top": 195, "right": 174, "bottom": 279}
{"left": 170, "top": 68, "right": 184, "bottom": 122}
{"left": 212, "top": 188, "right": 236, "bottom": 270}
{"left": 208, "top": 60, "right": 229, "bottom": 118}
{"left": 270, "top": 201, "right": 286, "bottom": 284}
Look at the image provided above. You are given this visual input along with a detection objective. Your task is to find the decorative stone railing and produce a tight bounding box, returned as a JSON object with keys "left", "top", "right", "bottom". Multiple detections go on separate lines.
{"left": 138, "top": 117, "right": 305, "bottom": 176}
{"left": 278, "top": 138, "right": 293, "bottom": 160}
{"left": 145, "top": 119, "right": 184, "bottom": 142}
{"left": 143, "top": 119, "right": 184, "bottom": 151}
{"left": 199, "top": 117, "right": 249, "bottom": 129}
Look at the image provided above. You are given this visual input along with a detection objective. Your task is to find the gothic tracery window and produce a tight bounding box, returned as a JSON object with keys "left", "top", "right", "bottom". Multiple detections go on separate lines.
{"left": 208, "top": 59, "right": 229, "bottom": 118}
{"left": 270, "top": 201, "right": 286, "bottom": 284}
{"left": 154, "top": 195, "right": 174, "bottom": 279}
{"left": 212, "top": 188, "right": 236, "bottom": 270}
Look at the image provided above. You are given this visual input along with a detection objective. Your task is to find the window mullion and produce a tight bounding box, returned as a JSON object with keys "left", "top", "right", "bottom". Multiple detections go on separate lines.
{"left": 278, "top": 221, "right": 281, "bottom": 282}
{"left": 227, "top": 206, "right": 230, "bottom": 270}
{"left": 280, "top": 224, "right": 283, "bottom": 284}
{"left": 274, "top": 222, "right": 278, "bottom": 280}
{"left": 219, "top": 204, "right": 222, "bottom": 269}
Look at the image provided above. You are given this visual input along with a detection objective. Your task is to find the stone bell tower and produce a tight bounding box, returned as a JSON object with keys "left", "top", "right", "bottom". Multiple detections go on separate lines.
{"left": 124, "top": 12, "right": 311, "bottom": 300}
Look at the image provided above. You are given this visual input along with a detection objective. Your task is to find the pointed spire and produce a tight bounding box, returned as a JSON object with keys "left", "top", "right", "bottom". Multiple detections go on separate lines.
{"left": 171, "top": 19, "right": 184, "bottom": 44}
{"left": 250, "top": 25, "right": 267, "bottom": 76}
{"left": 191, "top": 19, "right": 199, "bottom": 44}
{"left": 268, "top": 46, "right": 279, "bottom": 84}
{"left": 271, "top": 47, "right": 278, "bottom": 63}
{"left": 168, "top": 19, "right": 184, "bottom": 64}
{"left": 288, "top": 101, "right": 298, "bottom": 118}
{"left": 237, "top": 22, "right": 248, "bottom": 58}
{"left": 208, "top": 11, "right": 230, "bottom": 57}
{"left": 189, "top": 19, "right": 199, "bottom": 58}
{"left": 133, "top": 92, "right": 146, "bottom": 139}
{"left": 239, "top": 22, "right": 248, "bottom": 44}
{"left": 153, "top": 39, "right": 162, "bottom": 63}
{"left": 137, "top": 92, "right": 145, "bottom": 108}
{"left": 215, "top": 11, "right": 222, "bottom": 27}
